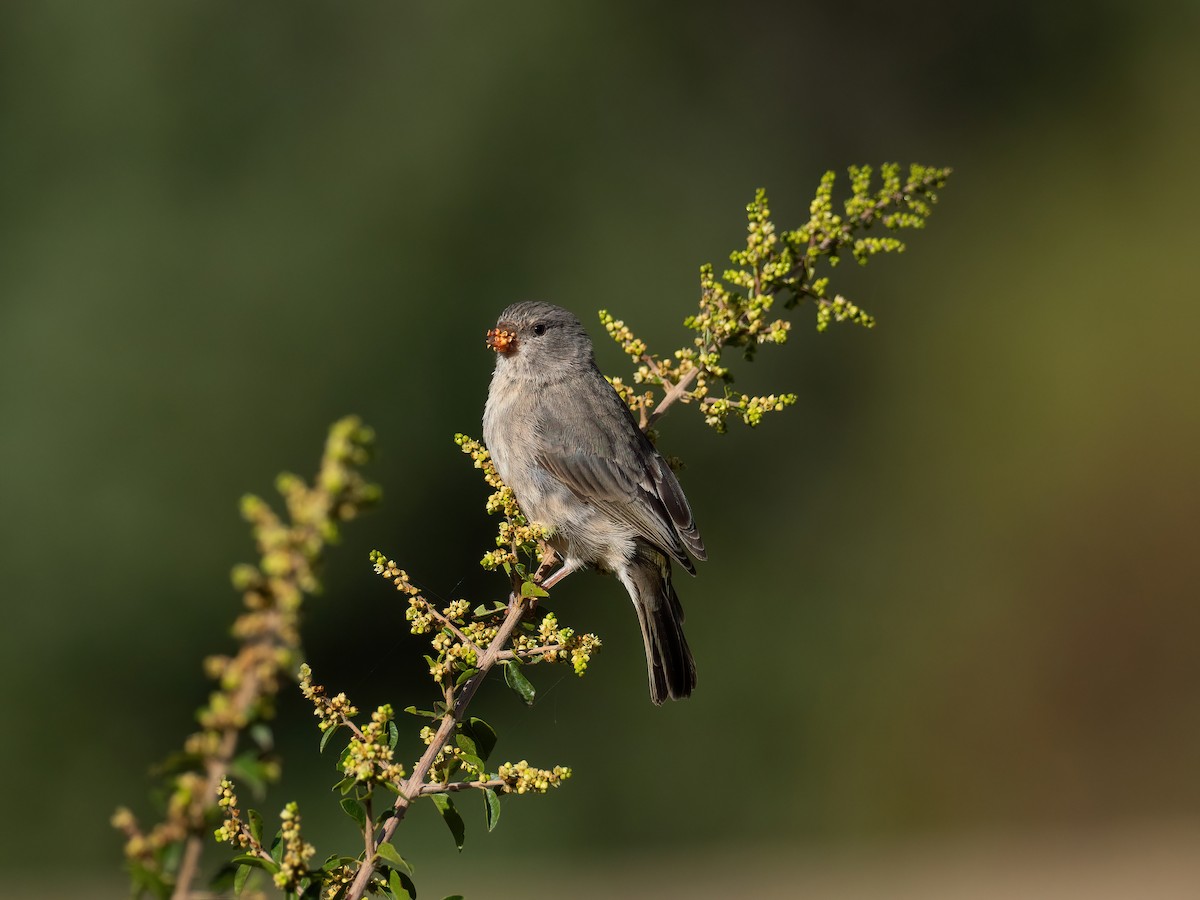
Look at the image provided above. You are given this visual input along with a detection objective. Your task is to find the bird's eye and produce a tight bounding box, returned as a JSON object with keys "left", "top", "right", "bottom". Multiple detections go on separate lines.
{"left": 532, "top": 323, "right": 547, "bottom": 336}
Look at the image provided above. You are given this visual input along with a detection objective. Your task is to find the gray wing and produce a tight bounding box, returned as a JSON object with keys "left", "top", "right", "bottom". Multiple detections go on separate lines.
{"left": 536, "top": 374, "right": 705, "bottom": 570}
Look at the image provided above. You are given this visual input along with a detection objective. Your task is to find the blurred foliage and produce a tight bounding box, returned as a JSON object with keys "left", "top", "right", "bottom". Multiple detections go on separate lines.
{"left": 1, "top": 2, "right": 1198, "bottom": 898}
{"left": 113, "top": 417, "right": 378, "bottom": 898}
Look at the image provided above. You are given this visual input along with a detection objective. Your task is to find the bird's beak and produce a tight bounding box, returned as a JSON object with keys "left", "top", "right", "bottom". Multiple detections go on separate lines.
{"left": 486, "top": 325, "right": 517, "bottom": 354}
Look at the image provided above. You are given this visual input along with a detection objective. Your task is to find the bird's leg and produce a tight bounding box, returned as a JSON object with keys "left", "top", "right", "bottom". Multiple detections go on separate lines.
{"left": 540, "top": 557, "right": 582, "bottom": 591}
{"left": 533, "top": 540, "right": 561, "bottom": 584}
{"left": 533, "top": 540, "right": 578, "bottom": 590}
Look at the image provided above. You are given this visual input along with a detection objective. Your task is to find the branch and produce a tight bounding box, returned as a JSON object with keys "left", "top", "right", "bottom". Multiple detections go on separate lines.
{"left": 496, "top": 643, "right": 564, "bottom": 661}
{"left": 418, "top": 778, "right": 509, "bottom": 796}
{"left": 171, "top": 660, "right": 264, "bottom": 900}
{"left": 345, "top": 592, "right": 532, "bottom": 900}
{"left": 646, "top": 366, "right": 702, "bottom": 430}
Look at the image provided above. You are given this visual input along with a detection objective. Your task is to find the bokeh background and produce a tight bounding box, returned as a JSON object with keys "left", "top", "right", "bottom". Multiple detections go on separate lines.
{"left": 3, "top": 2, "right": 1198, "bottom": 897}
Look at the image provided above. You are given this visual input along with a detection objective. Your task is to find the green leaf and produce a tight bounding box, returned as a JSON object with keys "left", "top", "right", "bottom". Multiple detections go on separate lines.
{"left": 231, "top": 854, "right": 280, "bottom": 874}
{"left": 457, "top": 752, "right": 486, "bottom": 775}
{"left": 455, "top": 733, "right": 478, "bottom": 758}
{"left": 332, "top": 775, "right": 356, "bottom": 795}
{"left": 340, "top": 798, "right": 366, "bottom": 830}
{"left": 472, "top": 600, "right": 506, "bottom": 618}
{"left": 388, "top": 720, "right": 400, "bottom": 750}
{"left": 503, "top": 660, "right": 536, "bottom": 705}
{"left": 429, "top": 794, "right": 466, "bottom": 851}
{"left": 234, "top": 863, "right": 252, "bottom": 895}
{"left": 249, "top": 723, "right": 274, "bottom": 751}
{"left": 389, "top": 868, "right": 418, "bottom": 899}
{"left": 484, "top": 788, "right": 501, "bottom": 832}
{"left": 520, "top": 580, "right": 548, "bottom": 598}
{"left": 376, "top": 840, "right": 413, "bottom": 875}
{"left": 247, "top": 809, "right": 265, "bottom": 845}
{"left": 403, "top": 706, "right": 438, "bottom": 719}
{"left": 442, "top": 895, "right": 465, "bottom": 899}
{"left": 319, "top": 724, "right": 339, "bottom": 754}
{"left": 454, "top": 667, "right": 478, "bottom": 688}
{"left": 229, "top": 754, "right": 271, "bottom": 797}
{"left": 463, "top": 717, "right": 497, "bottom": 762}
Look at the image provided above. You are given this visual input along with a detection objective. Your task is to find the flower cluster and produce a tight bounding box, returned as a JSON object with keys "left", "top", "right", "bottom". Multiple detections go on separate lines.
{"left": 495, "top": 760, "right": 572, "bottom": 794}
{"left": 213, "top": 779, "right": 261, "bottom": 853}
{"left": 299, "top": 662, "right": 358, "bottom": 732}
{"left": 455, "top": 433, "right": 552, "bottom": 570}
{"left": 600, "top": 165, "right": 951, "bottom": 432}
{"left": 342, "top": 705, "right": 406, "bottom": 788}
{"left": 511, "top": 611, "right": 603, "bottom": 676}
{"left": 701, "top": 392, "right": 798, "bottom": 433}
{"left": 273, "top": 802, "right": 315, "bottom": 891}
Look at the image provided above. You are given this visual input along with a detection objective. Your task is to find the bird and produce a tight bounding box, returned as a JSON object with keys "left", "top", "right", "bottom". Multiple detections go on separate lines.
{"left": 482, "top": 301, "right": 705, "bottom": 704}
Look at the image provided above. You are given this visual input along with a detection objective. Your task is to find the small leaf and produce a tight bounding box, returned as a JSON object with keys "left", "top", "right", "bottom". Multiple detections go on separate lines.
{"left": 320, "top": 724, "right": 341, "bottom": 754}
{"left": 389, "top": 869, "right": 418, "bottom": 899}
{"left": 503, "top": 660, "right": 536, "bottom": 705}
{"left": 234, "top": 863, "right": 252, "bottom": 894}
{"left": 249, "top": 723, "right": 274, "bottom": 751}
{"left": 388, "top": 719, "right": 400, "bottom": 750}
{"left": 454, "top": 667, "right": 478, "bottom": 688}
{"left": 442, "top": 895, "right": 465, "bottom": 899}
{"left": 429, "top": 794, "right": 466, "bottom": 851}
{"left": 457, "top": 752, "right": 486, "bottom": 775}
{"left": 376, "top": 841, "right": 413, "bottom": 875}
{"left": 332, "top": 775, "right": 356, "bottom": 795}
{"left": 247, "top": 809, "right": 265, "bottom": 845}
{"left": 231, "top": 854, "right": 280, "bottom": 874}
{"left": 229, "top": 754, "right": 271, "bottom": 797}
{"left": 464, "top": 717, "right": 497, "bottom": 762}
{"left": 520, "top": 580, "right": 548, "bottom": 598}
{"left": 340, "top": 798, "right": 366, "bottom": 830}
{"left": 484, "top": 788, "right": 501, "bottom": 832}
{"left": 455, "top": 734, "right": 478, "bottom": 757}
{"left": 403, "top": 706, "right": 438, "bottom": 719}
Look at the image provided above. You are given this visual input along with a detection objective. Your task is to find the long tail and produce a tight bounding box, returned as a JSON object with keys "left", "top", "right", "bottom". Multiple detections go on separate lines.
{"left": 621, "top": 547, "right": 696, "bottom": 705}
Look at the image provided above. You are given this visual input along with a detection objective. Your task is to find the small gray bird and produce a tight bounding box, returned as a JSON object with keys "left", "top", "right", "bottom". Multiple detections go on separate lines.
{"left": 483, "top": 301, "right": 705, "bottom": 704}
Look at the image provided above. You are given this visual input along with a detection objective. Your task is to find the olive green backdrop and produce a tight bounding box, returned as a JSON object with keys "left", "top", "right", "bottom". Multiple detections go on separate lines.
{"left": 2, "top": 2, "right": 1198, "bottom": 898}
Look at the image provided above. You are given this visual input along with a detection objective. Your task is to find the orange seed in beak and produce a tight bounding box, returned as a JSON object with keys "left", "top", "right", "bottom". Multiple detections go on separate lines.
{"left": 486, "top": 327, "right": 517, "bottom": 353}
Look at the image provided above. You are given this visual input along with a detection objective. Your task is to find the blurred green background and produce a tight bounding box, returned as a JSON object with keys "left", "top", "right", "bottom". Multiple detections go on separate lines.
{"left": 3, "top": 2, "right": 1199, "bottom": 897}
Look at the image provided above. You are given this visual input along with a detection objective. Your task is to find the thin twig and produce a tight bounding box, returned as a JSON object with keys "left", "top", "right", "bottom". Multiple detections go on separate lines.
{"left": 496, "top": 644, "right": 564, "bottom": 661}
{"left": 418, "top": 778, "right": 508, "bottom": 795}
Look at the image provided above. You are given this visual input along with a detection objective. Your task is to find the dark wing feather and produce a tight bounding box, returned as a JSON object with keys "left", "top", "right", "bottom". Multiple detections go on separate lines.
{"left": 649, "top": 455, "right": 706, "bottom": 561}
{"left": 534, "top": 360, "right": 705, "bottom": 570}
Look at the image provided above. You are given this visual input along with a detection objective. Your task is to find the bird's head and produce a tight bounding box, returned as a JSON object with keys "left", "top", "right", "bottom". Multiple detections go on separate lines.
{"left": 486, "top": 301, "right": 595, "bottom": 371}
